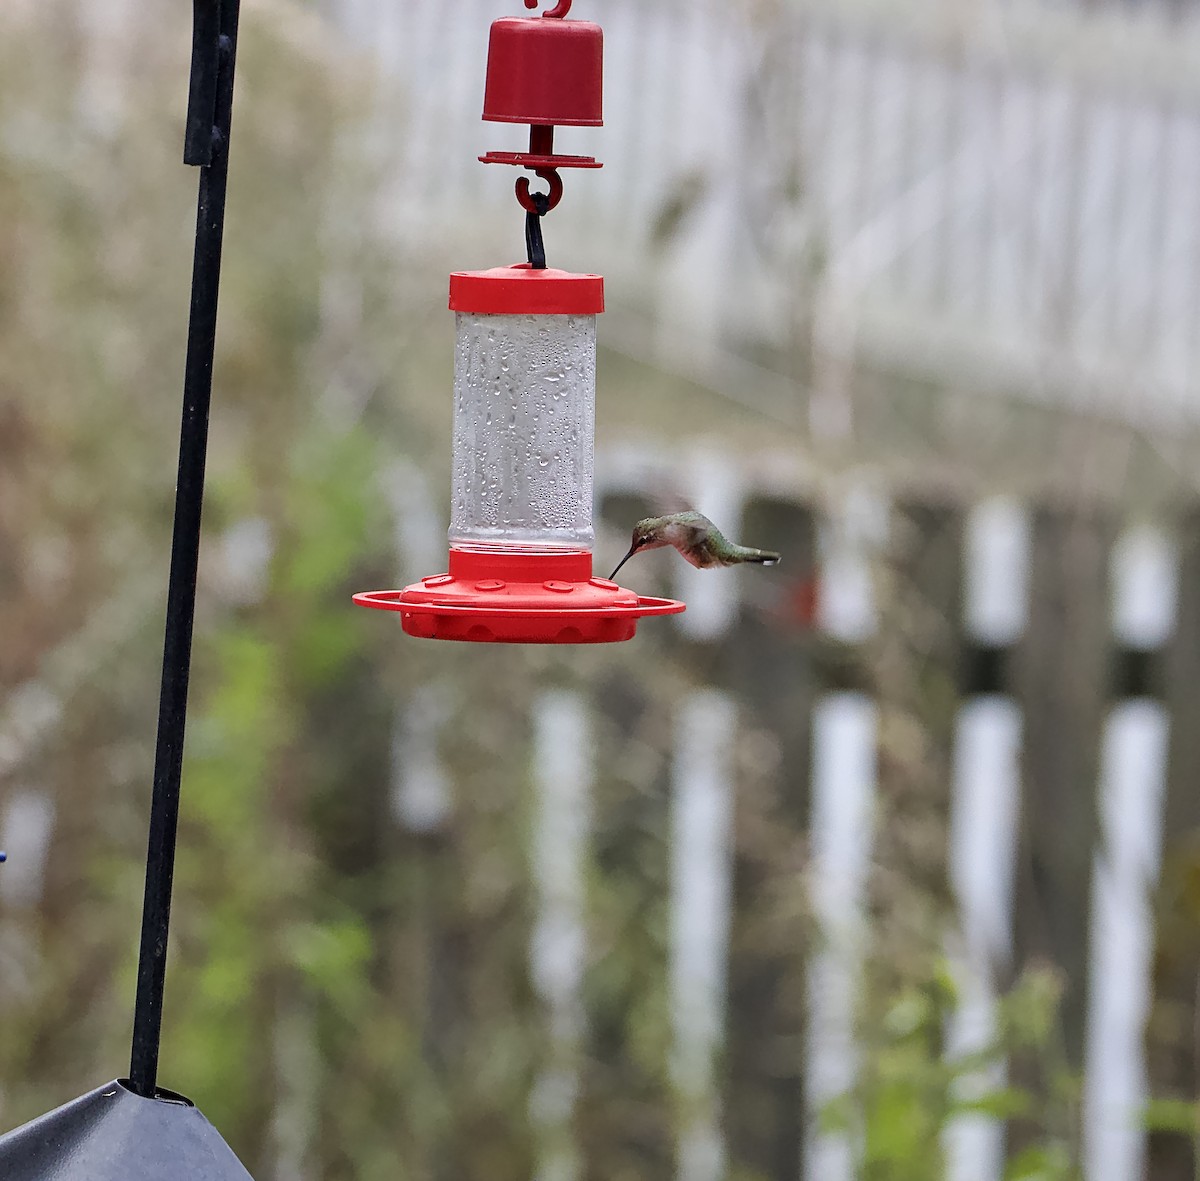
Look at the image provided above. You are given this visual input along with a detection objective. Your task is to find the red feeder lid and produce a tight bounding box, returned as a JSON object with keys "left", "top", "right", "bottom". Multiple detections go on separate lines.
{"left": 449, "top": 265, "right": 604, "bottom": 315}
{"left": 483, "top": 16, "right": 603, "bottom": 127}
{"left": 355, "top": 549, "right": 684, "bottom": 645}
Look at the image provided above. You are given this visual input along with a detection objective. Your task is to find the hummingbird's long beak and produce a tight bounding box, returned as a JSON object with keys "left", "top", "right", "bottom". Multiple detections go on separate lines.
{"left": 608, "top": 547, "right": 637, "bottom": 581}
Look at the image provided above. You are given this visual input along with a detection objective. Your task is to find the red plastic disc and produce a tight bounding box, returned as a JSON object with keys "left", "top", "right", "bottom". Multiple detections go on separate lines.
{"left": 355, "top": 549, "right": 684, "bottom": 645}
{"left": 478, "top": 151, "right": 601, "bottom": 170}
{"left": 449, "top": 265, "right": 604, "bottom": 316}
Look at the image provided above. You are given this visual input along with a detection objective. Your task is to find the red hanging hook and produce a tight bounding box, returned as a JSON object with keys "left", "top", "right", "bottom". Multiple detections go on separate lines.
{"left": 516, "top": 169, "right": 564, "bottom": 214}
{"left": 524, "top": 0, "right": 572, "bottom": 16}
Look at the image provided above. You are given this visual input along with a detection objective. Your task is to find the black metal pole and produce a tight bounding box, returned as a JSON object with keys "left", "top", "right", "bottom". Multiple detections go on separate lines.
{"left": 128, "top": 0, "right": 241, "bottom": 1099}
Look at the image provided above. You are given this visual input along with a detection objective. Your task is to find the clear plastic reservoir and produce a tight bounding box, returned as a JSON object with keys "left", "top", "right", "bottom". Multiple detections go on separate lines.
{"left": 450, "top": 312, "right": 596, "bottom": 552}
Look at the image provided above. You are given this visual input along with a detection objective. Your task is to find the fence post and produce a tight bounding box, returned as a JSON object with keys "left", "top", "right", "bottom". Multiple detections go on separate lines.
{"left": 873, "top": 497, "right": 964, "bottom": 922}
{"left": 720, "top": 496, "right": 818, "bottom": 1181}
{"left": 1008, "top": 506, "right": 1113, "bottom": 1139}
{"left": 1146, "top": 507, "right": 1200, "bottom": 1180}
{"left": 582, "top": 491, "right": 677, "bottom": 1179}
{"left": 391, "top": 673, "right": 540, "bottom": 1181}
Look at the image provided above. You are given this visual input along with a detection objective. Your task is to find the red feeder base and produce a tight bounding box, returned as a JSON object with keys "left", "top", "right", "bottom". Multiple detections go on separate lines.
{"left": 355, "top": 549, "right": 684, "bottom": 644}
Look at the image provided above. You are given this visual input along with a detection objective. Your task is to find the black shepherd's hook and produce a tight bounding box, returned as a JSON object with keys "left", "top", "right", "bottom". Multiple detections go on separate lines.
{"left": 128, "top": 0, "right": 242, "bottom": 1101}
{"left": 184, "top": 0, "right": 228, "bottom": 167}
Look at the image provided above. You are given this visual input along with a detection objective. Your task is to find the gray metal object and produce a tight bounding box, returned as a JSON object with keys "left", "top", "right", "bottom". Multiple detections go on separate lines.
{"left": 0, "top": 1080, "right": 253, "bottom": 1180}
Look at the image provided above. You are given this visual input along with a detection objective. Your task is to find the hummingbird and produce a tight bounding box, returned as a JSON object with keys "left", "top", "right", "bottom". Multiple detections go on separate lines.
{"left": 609, "top": 511, "right": 781, "bottom": 580}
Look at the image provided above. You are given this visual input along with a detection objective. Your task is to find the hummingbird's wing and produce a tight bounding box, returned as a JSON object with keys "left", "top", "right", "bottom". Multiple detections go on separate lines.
{"left": 647, "top": 492, "right": 695, "bottom": 517}
{"left": 679, "top": 518, "right": 727, "bottom": 568}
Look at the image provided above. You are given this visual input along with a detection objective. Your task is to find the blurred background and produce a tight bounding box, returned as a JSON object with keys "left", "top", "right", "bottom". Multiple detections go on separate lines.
{"left": 2, "top": 0, "right": 1200, "bottom": 1178}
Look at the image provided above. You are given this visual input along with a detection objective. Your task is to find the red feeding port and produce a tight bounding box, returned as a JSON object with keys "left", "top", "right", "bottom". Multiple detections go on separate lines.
{"left": 355, "top": 550, "right": 683, "bottom": 645}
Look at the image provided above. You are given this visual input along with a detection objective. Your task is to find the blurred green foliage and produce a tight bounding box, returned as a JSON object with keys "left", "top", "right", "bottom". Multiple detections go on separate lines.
{"left": 823, "top": 966, "right": 1082, "bottom": 1181}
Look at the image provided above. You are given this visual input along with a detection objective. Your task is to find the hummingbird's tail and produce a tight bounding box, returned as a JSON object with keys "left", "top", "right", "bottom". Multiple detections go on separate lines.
{"left": 740, "top": 548, "right": 781, "bottom": 566}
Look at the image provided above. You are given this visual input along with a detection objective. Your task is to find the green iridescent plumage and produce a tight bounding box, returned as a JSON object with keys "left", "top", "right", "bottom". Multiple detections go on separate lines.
{"left": 609, "top": 511, "right": 781, "bottom": 580}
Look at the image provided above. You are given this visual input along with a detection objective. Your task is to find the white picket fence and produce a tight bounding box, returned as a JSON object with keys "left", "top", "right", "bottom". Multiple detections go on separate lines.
{"left": 378, "top": 445, "right": 1180, "bottom": 1181}
{"left": 0, "top": 440, "right": 1180, "bottom": 1180}
{"left": 324, "top": 0, "right": 1200, "bottom": 427}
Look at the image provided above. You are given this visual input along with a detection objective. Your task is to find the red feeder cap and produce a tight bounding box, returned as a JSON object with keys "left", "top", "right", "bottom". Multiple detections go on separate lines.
{"left": 483, "top": 17, "right": 603, "bottom": 127}
{"left": 449, "top": 265, "right": 604, "bottom": 316}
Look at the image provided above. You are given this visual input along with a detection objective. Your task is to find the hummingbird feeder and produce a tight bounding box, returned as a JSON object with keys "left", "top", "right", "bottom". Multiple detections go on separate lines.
{"left": 355, "top": 0, "right": 685, "bottom": 644}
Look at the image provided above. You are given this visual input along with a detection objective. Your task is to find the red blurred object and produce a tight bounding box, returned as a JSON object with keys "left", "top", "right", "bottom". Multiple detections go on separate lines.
{"left": 355, "top": 551, "right": 683, "bottom": 645}
{"left": 778, "top": 573, "right": 821, "bottom": 630}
